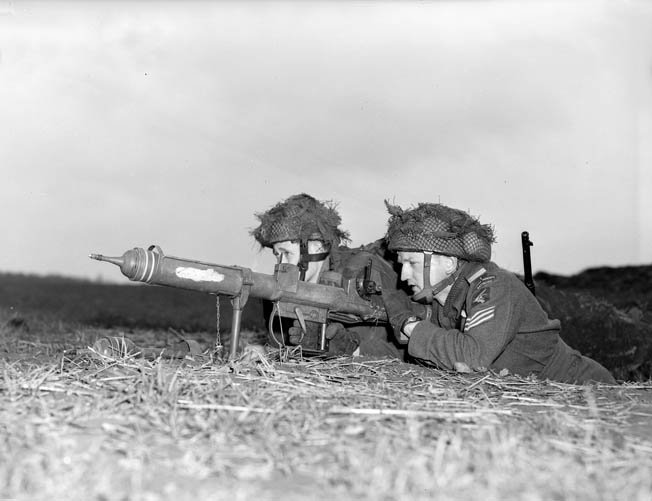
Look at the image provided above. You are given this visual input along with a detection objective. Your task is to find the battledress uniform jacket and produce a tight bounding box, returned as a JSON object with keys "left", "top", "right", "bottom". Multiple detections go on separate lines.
{"left": 407, "top": 261, "right": 616, "bottom": 384}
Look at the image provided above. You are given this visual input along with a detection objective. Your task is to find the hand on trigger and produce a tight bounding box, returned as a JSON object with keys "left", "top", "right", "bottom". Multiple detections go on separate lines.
{"left": 288, "top": 320, "right": 305, "bottom": 345}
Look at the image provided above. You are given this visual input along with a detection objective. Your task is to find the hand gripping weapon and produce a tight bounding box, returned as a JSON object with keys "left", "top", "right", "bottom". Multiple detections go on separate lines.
{"left": 89, "top": 245, "right": 388, "bottom": 359}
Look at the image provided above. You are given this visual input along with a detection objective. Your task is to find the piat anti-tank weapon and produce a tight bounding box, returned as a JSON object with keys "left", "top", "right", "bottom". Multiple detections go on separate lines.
{"left": 89, "top": 245, "right": 388, "bottom": 359}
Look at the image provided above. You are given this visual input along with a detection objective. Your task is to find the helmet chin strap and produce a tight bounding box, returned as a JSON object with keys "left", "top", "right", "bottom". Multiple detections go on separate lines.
{"left": 298, "top": 241, "right": 331, "bottom": 281}
{"left": 412, "top": 252, "right": 460, "bottom": 304}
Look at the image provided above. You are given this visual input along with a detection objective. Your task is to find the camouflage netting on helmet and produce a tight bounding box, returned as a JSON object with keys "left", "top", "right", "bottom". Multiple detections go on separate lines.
{"left": 385, "top": 201, "right": 495, "bottom": 262}
{"left": 251, "top": 193, "right": 351, "bottom": 248}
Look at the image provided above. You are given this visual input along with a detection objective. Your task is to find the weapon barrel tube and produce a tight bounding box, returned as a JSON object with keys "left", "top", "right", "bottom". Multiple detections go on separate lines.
{"left": 90, "top": 246, "right": 387, "bottom": 322}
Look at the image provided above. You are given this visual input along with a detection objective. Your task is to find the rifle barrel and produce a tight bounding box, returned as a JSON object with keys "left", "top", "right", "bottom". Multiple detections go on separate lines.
{"left": 521, "top": 231, "right": 536, "bottom": 296}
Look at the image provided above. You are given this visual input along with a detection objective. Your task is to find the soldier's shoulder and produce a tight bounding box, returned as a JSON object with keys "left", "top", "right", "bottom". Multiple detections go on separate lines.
{"left": 333, "top": 238, "right": 393, "bottom": 263}
{"left": 465, "top": 262, "right": 519, "bottom": 295}
{"left": 485, "top": 262, "right": 526, "bottom": 284}
{"left": 331, "top": 240, "right": 398, "bottom": 276}
{"left": 335, "top": 237, "right": 388, "bottom": 254}
{"left": 358, "top": 238, "right": 391, "bottom": 258}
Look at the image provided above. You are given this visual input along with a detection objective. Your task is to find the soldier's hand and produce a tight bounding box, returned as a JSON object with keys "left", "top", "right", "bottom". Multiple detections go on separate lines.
{"left": 325, "top": 322, "right": 345, "bottom": 340}
{"left": 288, "top": 320, "right": 305, "bottom": 345}
{"left": 325, "top": 323, "right": 361, "bottom": 356}
{"left": 382, "top": 287, "right": 419, "bottom": 343}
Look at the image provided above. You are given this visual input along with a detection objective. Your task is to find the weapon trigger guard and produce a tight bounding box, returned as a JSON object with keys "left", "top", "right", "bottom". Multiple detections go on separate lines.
{"left": 294, "top": 307, "right": 307, "bottom": 333}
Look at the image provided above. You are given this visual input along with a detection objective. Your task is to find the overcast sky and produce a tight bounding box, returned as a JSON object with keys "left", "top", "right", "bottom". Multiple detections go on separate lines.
{"left": 2, "top": 1, "right": 651, "bottom": 283}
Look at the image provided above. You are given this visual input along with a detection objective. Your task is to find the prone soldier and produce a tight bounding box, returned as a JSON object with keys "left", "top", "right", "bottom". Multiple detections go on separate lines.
{"left": 251, "top": 193, "right": 405, "bottom": 358}
{"left": 375, "top": 201, "right": 615, "bottom": 384}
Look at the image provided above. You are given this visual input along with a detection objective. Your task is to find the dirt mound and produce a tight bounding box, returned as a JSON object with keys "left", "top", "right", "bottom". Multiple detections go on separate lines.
{"left": 533, "top": 264, "right": 652, "bottom": 381}
{"left": 535, "top": 264, "right": 652, "bottom": 314}
{"left": 535, "top": 283, "right": 652, "bottom": 381}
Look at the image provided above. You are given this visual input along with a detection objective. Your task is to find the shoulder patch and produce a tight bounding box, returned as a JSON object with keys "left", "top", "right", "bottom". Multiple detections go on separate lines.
{"left": 478, "top": 275, "right": 496, "bottom": 284}
{"left": 466, "top": 267, "right": 487, "bottom": 284}
{"left": 472, "top": 287, "right": 491, "bottom": 305}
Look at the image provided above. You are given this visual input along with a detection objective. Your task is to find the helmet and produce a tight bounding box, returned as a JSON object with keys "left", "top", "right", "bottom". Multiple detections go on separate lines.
{"left": 251, "top": 193, "right": 350, "bottom": 248}
{"left": 385, "top": 201, "right": 494, "bottom": 262}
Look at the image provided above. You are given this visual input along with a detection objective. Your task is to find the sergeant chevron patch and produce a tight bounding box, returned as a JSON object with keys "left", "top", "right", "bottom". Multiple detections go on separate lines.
{"left": 464, "top": 306, "right": 495, "bottom": 331}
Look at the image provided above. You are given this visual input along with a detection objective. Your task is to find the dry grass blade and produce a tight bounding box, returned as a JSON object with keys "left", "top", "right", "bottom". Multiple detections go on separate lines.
{"left": 1, "top": 317, "right": 652, "bottom": 500}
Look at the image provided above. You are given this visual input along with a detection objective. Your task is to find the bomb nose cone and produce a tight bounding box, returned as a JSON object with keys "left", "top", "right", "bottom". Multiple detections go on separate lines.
{"left": 89, "top": 253, "right": 125, "bottom": 267}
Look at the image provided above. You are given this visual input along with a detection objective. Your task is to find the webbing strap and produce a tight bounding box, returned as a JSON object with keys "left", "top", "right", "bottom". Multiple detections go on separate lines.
{"left": 412, "top": 252, "right": 462, "bottom": 303}
{"left": 412, "top": 252, "right": 433, "bottom": 303}
{"left": 298, "top": 241, "right": 330, "bottom": 281}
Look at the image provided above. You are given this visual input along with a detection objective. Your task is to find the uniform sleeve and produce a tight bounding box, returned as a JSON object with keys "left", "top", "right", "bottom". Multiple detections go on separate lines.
{"left": 407, "top": 272, "right": 520, "bottom": 370}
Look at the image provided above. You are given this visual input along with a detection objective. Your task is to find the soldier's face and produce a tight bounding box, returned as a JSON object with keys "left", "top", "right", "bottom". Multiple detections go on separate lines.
{"left": 272, "top": 241, "right": 301, "bottom": 266}
{"left": 397, "top": 251, "right": 450, "bottom": 294}
{"left": 272, "top": 240, "right": 327, "bottom": 283}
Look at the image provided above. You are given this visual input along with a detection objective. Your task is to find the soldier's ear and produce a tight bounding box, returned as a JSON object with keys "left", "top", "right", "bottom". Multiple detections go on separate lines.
{"left": 443, "top": 256, "right": 458, "bottom": 275}
{"left": 307, "top": 240, "right": 328, "bottom": 254}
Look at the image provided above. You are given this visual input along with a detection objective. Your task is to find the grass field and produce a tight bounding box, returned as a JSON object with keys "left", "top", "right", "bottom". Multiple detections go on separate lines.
{"left": 2, "top": 307, "right": 652, "bottom": 500}
{"left": 1, "top": 271, "right": 652, "bottom": 500}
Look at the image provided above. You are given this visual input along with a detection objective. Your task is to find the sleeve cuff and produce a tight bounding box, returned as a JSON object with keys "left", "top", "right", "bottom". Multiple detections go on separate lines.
{"left": 406, "top": 321, "right": 433, "bottom": 358}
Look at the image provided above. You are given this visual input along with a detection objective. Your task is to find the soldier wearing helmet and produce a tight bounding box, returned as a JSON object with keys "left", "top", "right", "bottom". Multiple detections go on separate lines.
{"left": 252, "top": 193, "right": 404, "bottom": 358}
{"left": 376, "top": 201, "right": 615, "bottom": 384}
{"left": 252, "top": 193, "right": 349, "bottom": 283}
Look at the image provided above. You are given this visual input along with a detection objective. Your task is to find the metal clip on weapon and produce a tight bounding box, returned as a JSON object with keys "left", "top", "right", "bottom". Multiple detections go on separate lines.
{"left": 358, "top": 258, "right": 382, "bottom": 299}
{"left": 521, "top": 231, "right": 536, "bottom": 296}
{"left": 89, "top": 245, "right": 388, "bottom": 359}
